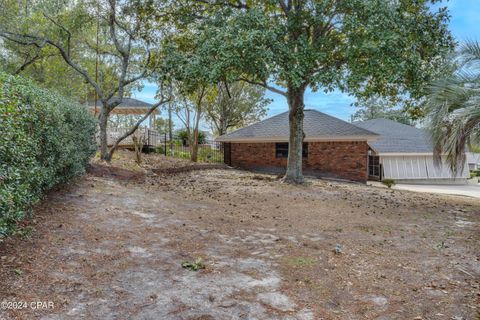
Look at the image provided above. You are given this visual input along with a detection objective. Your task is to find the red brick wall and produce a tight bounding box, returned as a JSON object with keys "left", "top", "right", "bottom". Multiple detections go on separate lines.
{"left": 230, "top": 143, "right": 287, "bottom": 169}
{"left": 307, "top": 141, "right": 369, "bottom": 182}
{"left": 229, "top": 141, "right": 369, "bottom": 182}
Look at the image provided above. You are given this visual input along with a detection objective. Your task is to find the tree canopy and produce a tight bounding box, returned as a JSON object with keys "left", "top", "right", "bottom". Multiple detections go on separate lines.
{"left": 0, "top": 0, "right": 172, "bottom": 161}
{"left": 0, "top": 0, "right": 128, "bottom": 101}
{"left": 163, "top": 0, "right": 453, "bottom": 182}
{"left": 205, "top": 82, "right": 270, "bottom": 136}
{"left": 351, "top": 96, "right": 416, "bottom": 125}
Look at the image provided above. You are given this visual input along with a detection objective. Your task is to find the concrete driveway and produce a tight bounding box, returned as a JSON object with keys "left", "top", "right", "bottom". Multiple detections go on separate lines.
{"left": 392, "top": 183, "right": 480, "bottom": 198}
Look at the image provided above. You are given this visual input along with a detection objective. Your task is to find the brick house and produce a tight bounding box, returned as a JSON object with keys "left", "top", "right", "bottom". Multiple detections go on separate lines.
{"left": 216, "top": 110, "right": 378, "bottom": 182}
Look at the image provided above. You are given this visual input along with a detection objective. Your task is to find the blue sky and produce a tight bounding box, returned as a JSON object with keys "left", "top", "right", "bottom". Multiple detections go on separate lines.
{"left": 133, "top": 0, "right": 480, "bottom": 129}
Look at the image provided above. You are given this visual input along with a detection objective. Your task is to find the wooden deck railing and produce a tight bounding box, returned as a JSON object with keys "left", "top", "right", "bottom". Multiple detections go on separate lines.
{"left": 106, "top": 127, "right": 163, "bottom": 147}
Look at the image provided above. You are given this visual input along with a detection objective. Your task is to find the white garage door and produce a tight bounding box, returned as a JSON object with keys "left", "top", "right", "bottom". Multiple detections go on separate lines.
{"left": 381, "top": 156, "right": 468, "bottom": 180}
{"left": 424, "top": 157, "right": 469, "bottom": 179}
{"left": 382, "top": 156, "right": 428, "bottom": 179}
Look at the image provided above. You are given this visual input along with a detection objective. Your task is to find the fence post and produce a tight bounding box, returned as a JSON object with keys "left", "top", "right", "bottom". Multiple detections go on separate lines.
{"left": 164, "top": 132, "right": 167, "bottom": 156}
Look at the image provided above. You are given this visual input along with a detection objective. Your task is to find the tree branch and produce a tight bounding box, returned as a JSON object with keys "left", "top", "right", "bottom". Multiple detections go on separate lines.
{"left": 14, "top": 47, "right": 44, "bottom": 74}
{"left": 108, "top": 0, "right": 128, "bottom": 57}
{"left": 0, "top": 32, "right": 105, "bottom": 100}
{"left": 194, "top": 0, "right": 249, "bottom": 9}
{"left": 104, "top": 52, "right": 150, "bottom": 104}
{"left": 238, "top": 77, "right": 287, "bottom": 97}
{"left": 104, "top": 0, "right": 151, "bottom": 110}
{"left": 42, "top": 12, "right": 72, "bottom": 56}
{"left": 278, "top": 0, "right": 290, "bottom": 15}
{"left": 85, "top": 40, "right": 121, "bottom": 58}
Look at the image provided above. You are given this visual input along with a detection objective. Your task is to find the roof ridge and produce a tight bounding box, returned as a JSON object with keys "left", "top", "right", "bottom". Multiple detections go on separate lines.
{"left": 217, "top": 109, "right": 378, "bottom": 142}
{"left": 307, "top": 110, "right": 378, "bottom": 136}
{"left": 358, "top": 118, "right": 425, "bottom": 131}
{"left": 219, "top": 110, "right": 289, "bottom": 137}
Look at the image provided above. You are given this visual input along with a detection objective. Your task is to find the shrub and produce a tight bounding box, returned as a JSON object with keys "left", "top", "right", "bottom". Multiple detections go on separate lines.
{"left": 198, "top": 146, "right": 223, "bottom": 163}
{"left": 382, "top": 179, "right": 396, "bottom": 189}
{"left": 171, "top": 150, "right": 191, "bottom": 159}
{"left": 198, "top": 147, "right": 214, "bottom": 162}
{"left": 155, "top": 145, "right": 165, "bottom": 155}
{"left": 0, "top": 73, "right": 96, "bottom": 237}
{"left": 175, "top": 129, "right": 206, "bottom": 145}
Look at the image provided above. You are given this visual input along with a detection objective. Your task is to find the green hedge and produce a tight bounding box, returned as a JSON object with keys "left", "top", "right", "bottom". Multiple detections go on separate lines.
{"left": 0, "top": 73, "right": 96, "bottom": 237}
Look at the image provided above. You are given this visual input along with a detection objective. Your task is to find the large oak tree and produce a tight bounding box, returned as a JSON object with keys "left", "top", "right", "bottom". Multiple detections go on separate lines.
{"left": 172, "top": 0, "right": 453, "bottom": 183}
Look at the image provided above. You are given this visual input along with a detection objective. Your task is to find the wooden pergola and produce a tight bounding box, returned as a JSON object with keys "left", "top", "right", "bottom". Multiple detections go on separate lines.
{"left": 87, "top": 97, "right": 159, "bottom": 128}
{"left": 87, "top": 97, "right": 162, "bottom": 148}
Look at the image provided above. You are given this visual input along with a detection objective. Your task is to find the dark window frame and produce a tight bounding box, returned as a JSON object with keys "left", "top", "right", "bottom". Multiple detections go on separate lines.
{"left": 275, "top": 142, "right": 308, "bottom": 159}
{"left": 275, "top": 143, "right": 289, "bottom": 158}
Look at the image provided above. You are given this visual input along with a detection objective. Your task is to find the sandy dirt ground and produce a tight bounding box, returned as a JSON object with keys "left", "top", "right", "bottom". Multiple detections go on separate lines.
{"left": 0, "top": 151, "right": 479, "bottom": 320}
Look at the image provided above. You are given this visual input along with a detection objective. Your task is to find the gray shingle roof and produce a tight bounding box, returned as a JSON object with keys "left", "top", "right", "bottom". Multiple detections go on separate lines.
{"left": 216, "top": 109, "right": 378, "bottom": 142}
{"left": 87, "top": 97, "right": 153, "bottom": 108}
{"left": 354, "top": 119, "right": 434, "bottom": 154}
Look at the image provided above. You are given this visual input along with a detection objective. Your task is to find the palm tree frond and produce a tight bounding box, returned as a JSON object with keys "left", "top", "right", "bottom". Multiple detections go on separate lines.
{"left": 426, "top": 40, "right": 480, "bottom": 175}
{"left": 459, "top": 40, "right": 480, "bottom": 70}
{"left": 461, "top": 40, "right": 480, "bottom": 60}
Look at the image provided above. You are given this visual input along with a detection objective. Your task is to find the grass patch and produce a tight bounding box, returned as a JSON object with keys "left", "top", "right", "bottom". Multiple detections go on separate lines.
{"left": 286, "top": 256, "right": 316, "bottom": 267}
{"left": 181, "top": 258, "right": 206, "bottom": 271}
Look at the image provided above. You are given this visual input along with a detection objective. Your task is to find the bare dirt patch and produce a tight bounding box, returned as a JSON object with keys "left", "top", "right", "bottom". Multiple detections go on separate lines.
{"left": 1, "top": 151, "right": 479, "bottom": 319}
{"left": 87, "top": 163, "right": 146, "bottom": 182}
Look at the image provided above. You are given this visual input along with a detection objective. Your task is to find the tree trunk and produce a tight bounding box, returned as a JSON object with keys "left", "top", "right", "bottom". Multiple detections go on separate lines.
{"left": 191, "top": 128, "right": 199, "bottom": 162}
{"left": 283, "top": 86, "right": 306, "bottom": 184}
{"left": 98, "top": 106, "right": 111, "bottom": 162}
{"left": 219, "top": 105, "right": 227, "bottom": 136}
{"left": 219, "top": 118, "right": 226, "bottom": 136}
{"left": 190, "top": 88, "right": 205, "bottom": 162}
{"left": 132, "top": 135, "right": 144, "bottom": 164}
{"left": 190, "top": 110, "right": 201, "bottom": 162}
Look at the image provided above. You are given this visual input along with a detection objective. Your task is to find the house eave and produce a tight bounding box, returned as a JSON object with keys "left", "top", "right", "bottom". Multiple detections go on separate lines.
{"left": 377, "top": 152, "right": 434, "bottom": 156}
{"left": 216, "top": 135, "right": 379, "bottom": 143}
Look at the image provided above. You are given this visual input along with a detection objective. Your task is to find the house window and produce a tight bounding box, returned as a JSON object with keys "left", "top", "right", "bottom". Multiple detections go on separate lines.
{"left": 275, "top": 143, "right": 308, "bottom": 158}
{"left": 275, "top": 143, "right": 289, "bottom": 158}
{"left": 303, "top": 143, "right": 308, "bottom": 158}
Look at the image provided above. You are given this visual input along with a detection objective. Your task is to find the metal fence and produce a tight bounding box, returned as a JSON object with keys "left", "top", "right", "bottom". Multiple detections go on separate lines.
{"left": 109, "top": 127, "right": 224, "bottom": 163}
{"left": 154, "top": 135, "right": 224, "bottom": 163}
